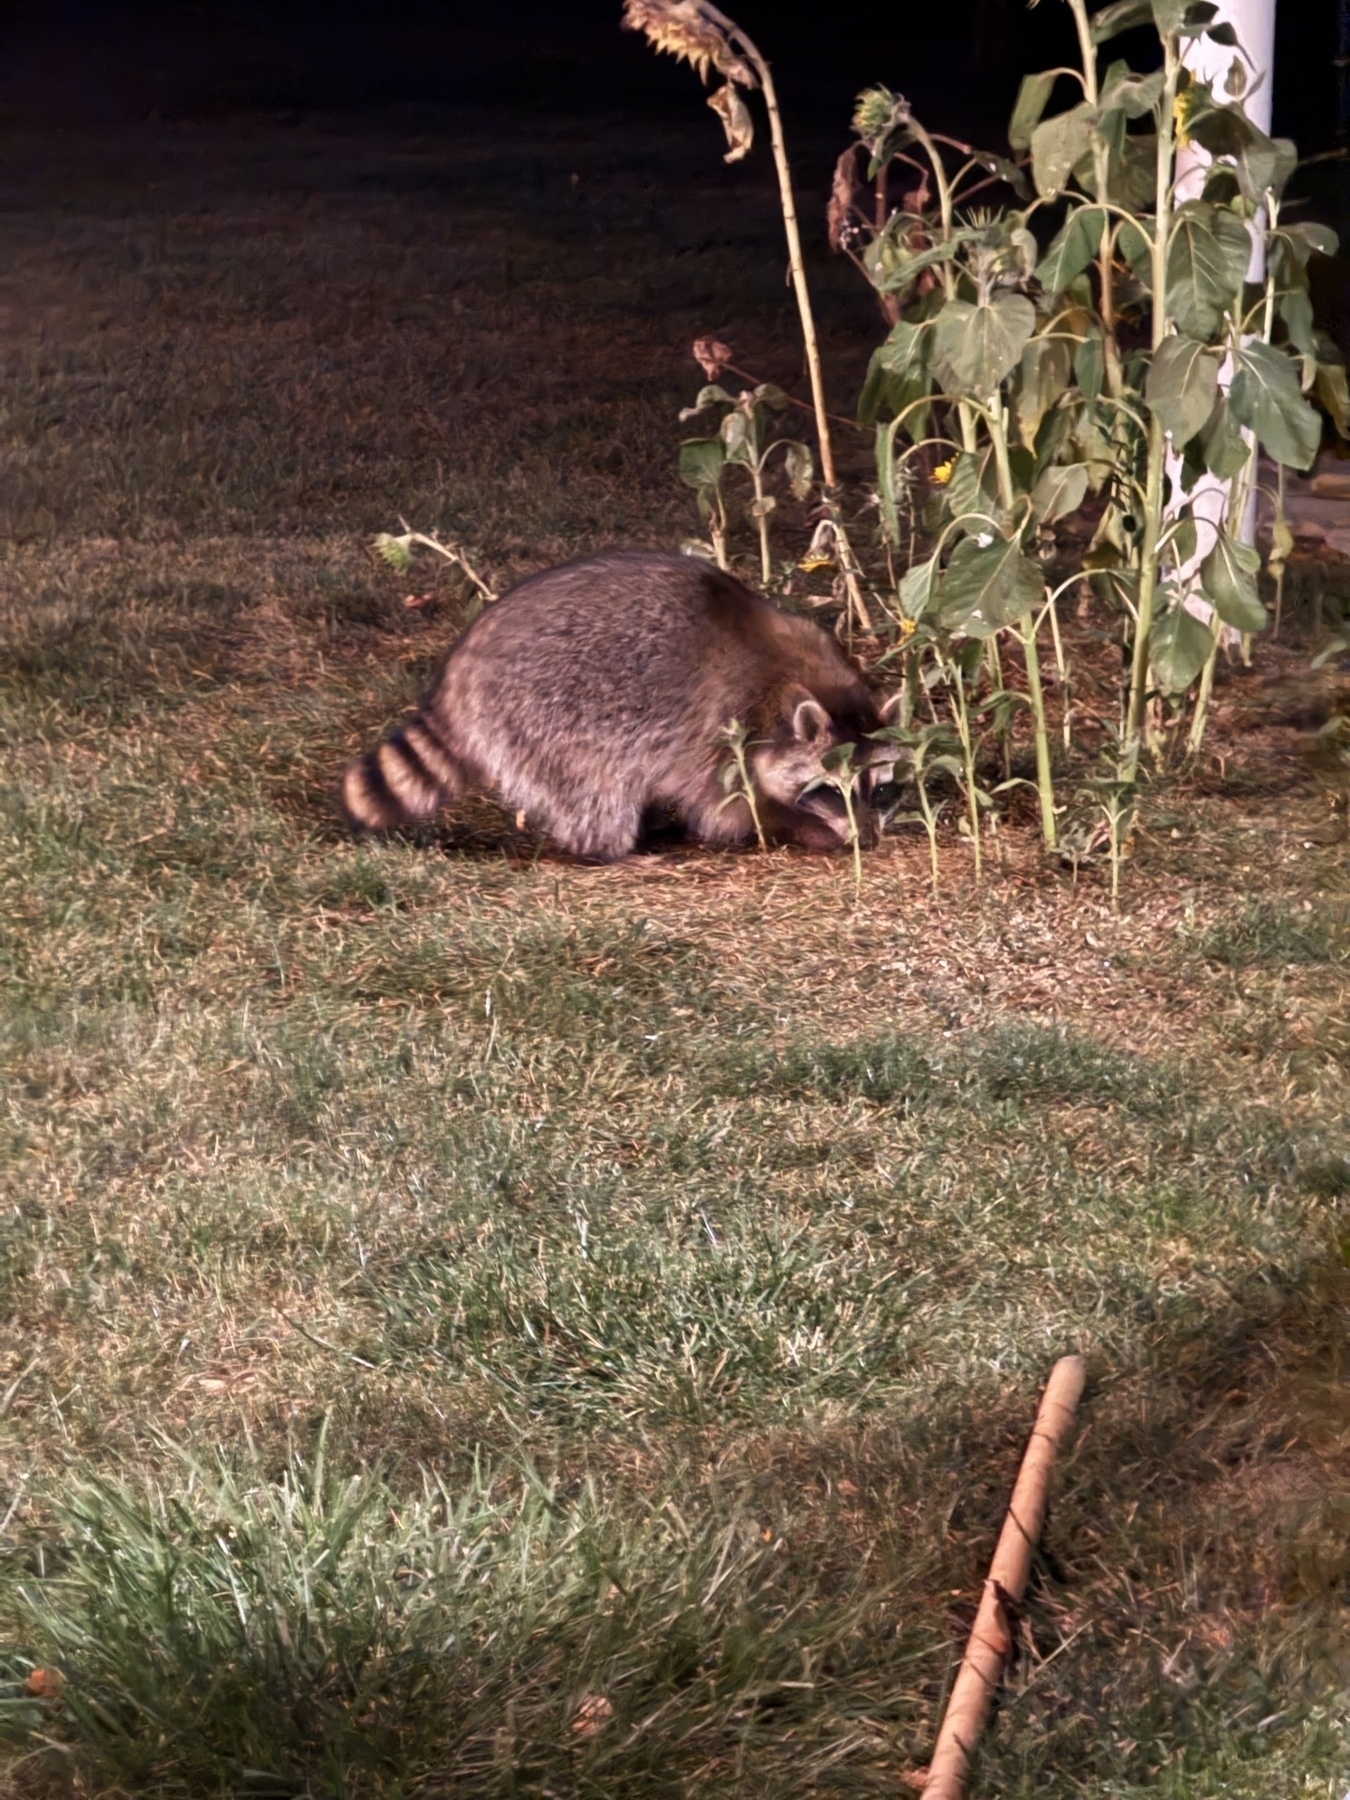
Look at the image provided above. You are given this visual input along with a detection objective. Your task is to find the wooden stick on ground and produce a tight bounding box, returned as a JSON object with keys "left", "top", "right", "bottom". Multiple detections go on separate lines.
{"left": 922, "top": 1354, "right": 1088, "bottom": 1800}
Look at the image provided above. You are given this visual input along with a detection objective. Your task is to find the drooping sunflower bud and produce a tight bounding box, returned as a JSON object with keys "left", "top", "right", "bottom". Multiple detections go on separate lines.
{"left": 692, "top": 336, "right": 734, "bottom": 380}
{"left": 852, "top": 87, "right": 896, "bottom": 140}
{"left": 621, "top": 0, "right": 757, "bottom": 89}
{"left": 851, "top": 85, "right": 912, "bottom": 160}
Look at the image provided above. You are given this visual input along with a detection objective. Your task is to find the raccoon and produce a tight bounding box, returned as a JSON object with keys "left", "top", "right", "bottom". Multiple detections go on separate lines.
{"left": 341, "top": 550, "right": 896, "bottom": 861}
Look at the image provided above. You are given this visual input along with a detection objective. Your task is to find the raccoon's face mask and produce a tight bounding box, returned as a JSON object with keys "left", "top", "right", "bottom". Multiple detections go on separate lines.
{"left": 754, "top": 693, "right": 895, "bottom": 846}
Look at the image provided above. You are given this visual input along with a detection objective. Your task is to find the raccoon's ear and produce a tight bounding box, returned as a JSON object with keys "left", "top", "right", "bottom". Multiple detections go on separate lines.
{"left": 878, "top": 691, "right": 903, "bottom": 724}
{"left": 789, "top": 692, "right": 832, "bottom": 746}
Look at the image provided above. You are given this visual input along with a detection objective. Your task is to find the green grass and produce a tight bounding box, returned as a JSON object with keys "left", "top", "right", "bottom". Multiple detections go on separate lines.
{"left": 2, "top": 109, "right": 1349, "bottom": 1799}
{"left": 1193, "top": 899, "right": 1350, "bottom": 969}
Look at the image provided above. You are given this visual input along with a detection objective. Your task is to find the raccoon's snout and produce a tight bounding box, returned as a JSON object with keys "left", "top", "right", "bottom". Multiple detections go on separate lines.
{"left": 796, "top": 775, "right": 880, "bottom": 846}
{"left": 800, "top": 781, "right": 849, "bottom": 818}
{"left": 866, "top": 778, "right": 903, "bottom": 821}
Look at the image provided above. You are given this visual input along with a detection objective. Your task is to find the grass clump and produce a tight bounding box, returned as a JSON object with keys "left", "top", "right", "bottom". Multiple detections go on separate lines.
{"left": 1195, "top": 900, "right": 1349, "bottom": 969}
{"left": 2, "top": 1444, "right": 927, "bottom": 1799}
{"left": 720, "top": 1023, "right": 1179, "bottom": 1116}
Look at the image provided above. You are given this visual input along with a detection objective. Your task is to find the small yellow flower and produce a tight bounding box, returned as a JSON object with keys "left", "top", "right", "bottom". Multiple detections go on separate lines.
{"left": 931, "top": 456, "right": 956, "bottom": 486}
{"left": 1173, "top": 87, "right": 1198, "bottom": 150}
{"left": 897, "top": 616, "right": 918, "bottom": 640}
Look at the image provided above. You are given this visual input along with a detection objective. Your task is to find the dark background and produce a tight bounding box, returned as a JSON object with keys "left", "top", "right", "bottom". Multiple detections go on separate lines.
{"left": 2, "top": 0, "right": 1346, "bottom": 351}
{"left": 0, "top": 0, "right": 1341, "bottom": 150}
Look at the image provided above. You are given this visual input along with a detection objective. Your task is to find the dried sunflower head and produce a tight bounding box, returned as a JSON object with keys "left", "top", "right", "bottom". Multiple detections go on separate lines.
{"left": 621, "top": 0, "right": 757, "bottom": 89}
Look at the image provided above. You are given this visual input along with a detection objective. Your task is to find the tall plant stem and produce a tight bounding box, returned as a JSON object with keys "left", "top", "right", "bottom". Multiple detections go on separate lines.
{"left": 1187, "top": 443, "right": 1258, "bottom": 755}
{"left": 722, "top": 721, "right": 767, "bottom": 850}
{"left": 704, "top": 6, "right": 871, "bottom": 630}
{"left": 907, "top": 115, "right": 958, "bottom": 302}
{"left": 900, "top": 639, "right": 920, "bottom": 728}
{"left": 991, "top": 394, "right": 1057, "bottom": 847}
{"left": 1021, "top": 625, "right": 1058, "bottom": 847}
{"left": 843, "top": 784, "right": 863, "bottom": 906}
{"left": 915, "top": 771, "right": 940, "bottom": 890}
{"left": 703, "top": 10, "right": 834, "bottom": 487}
{"left": 1065, "top": 0, "right": 1123, "bottom": 396}
{"left": 709, "top": 497, "right": 729, "bottom": 570}
{"left": 1123, "top": 32, "right": 1181, "bottom": 775}
{"left": 750, "top": 462, "right": 773, "bottom": 583}
{"left": 1272, "top": 463, "right": 1287, "bottom": 638}
{"left": 1126, "top": 417, "right": 1168, "bottom": 769}
{"left": 1047, "top": 599, "right": 1072, "bottom": 750}
{"left": 1187, "top": 620, "right": 1221, "bottom": 756}
{"left": 949, "top": 664, "right": 983, "bottom": 882}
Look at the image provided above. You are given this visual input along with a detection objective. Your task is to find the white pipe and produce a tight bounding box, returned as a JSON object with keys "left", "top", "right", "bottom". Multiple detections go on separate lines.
{"left": 1166, "top": 0, "right": 1279, "bottom": 607}
{"left": 1175, "top": 0, "right": 1276, "bottom": 271}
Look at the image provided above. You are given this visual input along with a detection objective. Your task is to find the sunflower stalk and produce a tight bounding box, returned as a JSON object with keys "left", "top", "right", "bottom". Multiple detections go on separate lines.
{"left": 1122, "top": 29, "right": 1182, "bottom": 776}
{"left": 946, "top": 653, "right": 983, "bottom": 884}
{"left": 989, "top": 393, "right": 1057, "bottom": 848}
{"left": 717, "top": 718, "right": 768, "bottom": 849}
{"left": 814, "top": 742, "right": 865, "bottom": 905}
{"left": 623, "top": 0, "right": 871, "bottom": 630}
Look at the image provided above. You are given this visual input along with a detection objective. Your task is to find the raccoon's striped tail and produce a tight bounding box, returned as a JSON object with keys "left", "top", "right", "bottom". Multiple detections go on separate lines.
{"left": 341, "top": 713, "right": 464, "bottom": 831}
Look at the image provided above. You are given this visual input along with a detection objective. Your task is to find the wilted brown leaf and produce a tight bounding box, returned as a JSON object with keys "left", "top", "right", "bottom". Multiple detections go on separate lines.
{"left": 827, "top": 148, "right": 860, "bottom": 252}
{"left": 707, "top": 83, "right": 753, "bottom": 162}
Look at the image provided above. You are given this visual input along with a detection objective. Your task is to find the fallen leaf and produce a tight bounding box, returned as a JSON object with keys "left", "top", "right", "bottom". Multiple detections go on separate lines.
{"left": 571, "top": 1694, "right": 614, "bottom": 1738}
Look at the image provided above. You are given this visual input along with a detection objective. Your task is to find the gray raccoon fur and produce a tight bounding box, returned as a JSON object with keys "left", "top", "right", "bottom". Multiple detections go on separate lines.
{"left": 341, "top": 550, "right": 894, "bottom": 861}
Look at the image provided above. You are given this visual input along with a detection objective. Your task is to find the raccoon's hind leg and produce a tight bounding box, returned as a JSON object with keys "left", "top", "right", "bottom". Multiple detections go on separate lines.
{"left": 526, "top": 791, "right": 644, "bottom": 862}
{"left": 681, "top": 792, "right": 754, "bottom": 849}
{"left": 341, "top": 714, "right": 466, "bottom": 831}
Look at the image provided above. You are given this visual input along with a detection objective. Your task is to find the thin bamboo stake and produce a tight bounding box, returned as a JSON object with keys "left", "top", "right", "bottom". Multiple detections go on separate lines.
{"left": 921, "top": 1354, "right": 1088, "bottom": 1800}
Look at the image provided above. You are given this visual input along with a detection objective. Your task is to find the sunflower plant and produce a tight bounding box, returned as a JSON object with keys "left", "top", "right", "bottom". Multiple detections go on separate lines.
{"left": 679, "top": 383, "right": 814, "bottom": 583}
{"left": 856, "top": 0, "right": 1346, "bottom": 777}
{"left": 840, "top": 0, "right": 1347, "bottom": 828}
{"left": 623, "top": 0, "right": 1344, "bottom": 884}
{"left": 622, "top": 0, "right": 873, "bottom": 632}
